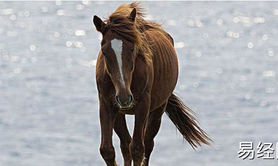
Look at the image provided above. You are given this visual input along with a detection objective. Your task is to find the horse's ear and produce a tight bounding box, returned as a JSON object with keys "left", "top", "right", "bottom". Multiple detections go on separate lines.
{"left": 93, "top": 15, "right": 106, "bottom": 33}
{"left": 129, "top": 8, "right": 136, "bottom": 22}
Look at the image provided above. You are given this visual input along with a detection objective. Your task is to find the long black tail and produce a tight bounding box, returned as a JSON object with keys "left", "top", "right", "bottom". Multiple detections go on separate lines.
{"left": 165, "top": 94, "right": 212, "bottom": 149}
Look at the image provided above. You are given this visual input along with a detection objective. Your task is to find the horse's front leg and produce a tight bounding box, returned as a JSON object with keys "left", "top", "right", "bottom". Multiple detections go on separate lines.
{"left": 130, "top": 93, "right": 150, "bottom": 166}
{"left": 114, "top": 114, "right": 132, "bottom": 166}
{"left": 99, "top": 99, "right": 118, "bottom": 166}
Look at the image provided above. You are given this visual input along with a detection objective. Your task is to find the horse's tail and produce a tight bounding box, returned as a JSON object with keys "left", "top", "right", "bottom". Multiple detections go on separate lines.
{"left": 165, "top": 93, "right": 212, "bottom": 149}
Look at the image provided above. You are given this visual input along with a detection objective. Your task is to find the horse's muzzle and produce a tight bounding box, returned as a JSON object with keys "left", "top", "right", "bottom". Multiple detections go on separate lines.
{"left": 115, "top": 94, "right": 134, "bottom": 110}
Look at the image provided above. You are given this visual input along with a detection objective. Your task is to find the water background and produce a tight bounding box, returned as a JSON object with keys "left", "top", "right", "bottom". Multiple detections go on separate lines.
{"left": 0, "top": 1, "right": 278, "bottom": 166}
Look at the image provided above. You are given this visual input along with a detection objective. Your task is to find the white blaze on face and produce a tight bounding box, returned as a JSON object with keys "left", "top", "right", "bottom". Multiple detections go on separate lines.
{"left": 111, "top": 39, "right": 125, "bottom": 87}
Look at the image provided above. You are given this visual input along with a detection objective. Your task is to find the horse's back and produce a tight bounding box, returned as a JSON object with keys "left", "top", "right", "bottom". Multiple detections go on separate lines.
{"left": 145, "top": 28, "right": 178, "bottom": 110}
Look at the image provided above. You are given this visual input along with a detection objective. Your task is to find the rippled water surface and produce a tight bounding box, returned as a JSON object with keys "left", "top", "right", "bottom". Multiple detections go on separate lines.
{"left": 1, "top": 1, "right": 278, "bottom": 166}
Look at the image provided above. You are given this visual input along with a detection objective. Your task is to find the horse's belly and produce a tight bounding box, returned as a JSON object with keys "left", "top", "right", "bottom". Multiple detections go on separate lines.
{"left": 150, "top": 53, "right": 178, "bottom": 111}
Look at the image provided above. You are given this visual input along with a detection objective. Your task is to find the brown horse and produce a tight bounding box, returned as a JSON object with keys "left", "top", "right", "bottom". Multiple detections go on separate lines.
{"left": 93, "top": 3, "right": 211, "bottom": 166}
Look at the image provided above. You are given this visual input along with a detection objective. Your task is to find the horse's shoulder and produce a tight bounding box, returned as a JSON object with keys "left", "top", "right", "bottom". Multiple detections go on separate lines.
{"left": 132, "top": 56, "right": 153, "bottom": 94}
{"left": 95, "top": 52, "right": 104, "bottom": 79}
{"left": 95, "top": 52, "right": 111, "bottom": 87}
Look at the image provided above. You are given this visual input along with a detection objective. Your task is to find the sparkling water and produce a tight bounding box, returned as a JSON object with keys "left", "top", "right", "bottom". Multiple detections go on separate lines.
{"left": 0, "top": 1, "right": 278, "bottom": 166}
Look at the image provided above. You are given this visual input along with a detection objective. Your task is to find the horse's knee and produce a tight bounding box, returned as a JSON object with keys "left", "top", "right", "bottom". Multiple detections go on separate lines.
{"left": 100, "top": 146, "right": 115, "bottom": 161}
{"left": 144, "top": 139, "right": 154, "bottom": 157}
{"left": 130, "top": 141, "right": 145, "bottom": 161}
{"left": 120, "top": 142, "right": 130, "bottom": 154}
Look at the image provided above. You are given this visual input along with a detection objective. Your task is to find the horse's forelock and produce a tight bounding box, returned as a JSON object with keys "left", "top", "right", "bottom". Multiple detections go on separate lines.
{"left": 103, "top": 2, "right": 162, "bottom": 65}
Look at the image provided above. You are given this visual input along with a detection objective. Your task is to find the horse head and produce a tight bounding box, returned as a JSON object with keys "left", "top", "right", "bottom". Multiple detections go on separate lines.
{"left": 93, "top": 9, "right": 137, "bottom": 110}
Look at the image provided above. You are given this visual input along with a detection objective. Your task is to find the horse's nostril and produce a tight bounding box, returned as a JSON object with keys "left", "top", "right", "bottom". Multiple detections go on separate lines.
{"left": 115, "top": 94, "right": 134, "bottom": 107}
{"left": 115, "top": 95, "right": 121, "bottom": 105}
{"left": 128, "top": 94, "right": 134, "bottom": 104}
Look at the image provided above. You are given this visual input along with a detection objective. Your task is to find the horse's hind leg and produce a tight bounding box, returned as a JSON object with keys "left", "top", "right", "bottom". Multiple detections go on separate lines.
{"left": 143, "top": 103, "right": 167, "bottom": 166}
{"left": 114, "top": 114, "right": 132, "bottom": 166}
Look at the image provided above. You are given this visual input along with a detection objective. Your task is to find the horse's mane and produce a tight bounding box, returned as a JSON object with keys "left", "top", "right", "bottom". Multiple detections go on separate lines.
{"left": 105, "top": 2, "right": 163, "bottom": 65}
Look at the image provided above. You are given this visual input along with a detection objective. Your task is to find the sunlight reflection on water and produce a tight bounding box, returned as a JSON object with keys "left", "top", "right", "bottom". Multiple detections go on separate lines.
{"left": 0, "top": 1, "right": 278, "bottom": 166}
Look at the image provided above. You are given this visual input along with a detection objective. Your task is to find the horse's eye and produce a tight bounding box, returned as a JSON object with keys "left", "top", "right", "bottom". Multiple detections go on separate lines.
{"left": 131, "top": 47, "right": 134, "bottom": 52}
